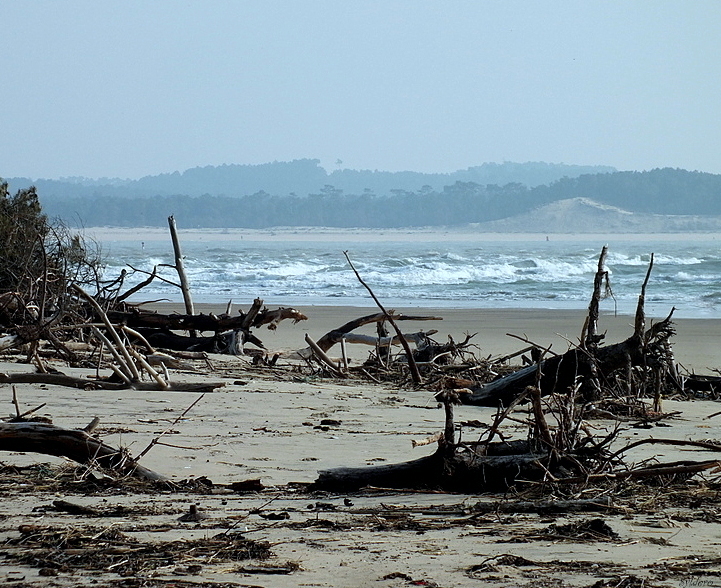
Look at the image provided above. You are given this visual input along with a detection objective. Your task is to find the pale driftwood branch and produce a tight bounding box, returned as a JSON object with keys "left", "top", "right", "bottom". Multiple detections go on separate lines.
{"left": 0, "top": 333, "right": 23, "bottom": 352}
{"left": 91, "top": 326, "right": 132, "bottom": 383}
{"left": 120, "top": 325, "right": 155, "bottom": 353}
{"left": 0, "top": 421, "right": 167, "bottom": 481}
{"left": 168, "top": 215, "right": 195, "bottom": 322}
{"left": 341, "top": 330, "right": 438, "bottom": 348}
{"left": 305, "top": 334, "right": 346, "bottom": 378}
{"left": 128, "top": 347, "right": 170, "bottom": 390}
{"left": 411, "top": 432, "right": 443, "bottom": 448}
{"left": 73, "top": 284, "right": 141, "bottom": 381}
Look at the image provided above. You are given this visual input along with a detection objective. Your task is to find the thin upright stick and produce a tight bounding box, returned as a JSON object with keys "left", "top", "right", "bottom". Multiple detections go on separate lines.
{"left": 343, "top": 251, "right": 422, "bottom": 384}
{"left": 168, "top": 215, "right": 197, "bottom": 336}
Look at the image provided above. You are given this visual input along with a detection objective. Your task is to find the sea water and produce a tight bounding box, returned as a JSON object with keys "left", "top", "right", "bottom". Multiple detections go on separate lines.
{"left": 98, "top": 233, "right": 721, "bottom": 319}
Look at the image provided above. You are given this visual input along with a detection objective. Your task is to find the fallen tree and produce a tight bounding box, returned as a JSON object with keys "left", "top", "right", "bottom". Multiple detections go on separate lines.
{"left": 107, "top": 304, "right": 308, "bottom": 335}
{"left": 0, "top": 371, "right": 224, "bottom": 392}
{"left": 0, "top": 420, "right": 166, "bottom": 482}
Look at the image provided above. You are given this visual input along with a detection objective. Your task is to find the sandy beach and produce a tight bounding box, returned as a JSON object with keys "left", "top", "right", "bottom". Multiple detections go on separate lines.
{"left": 1, "top": 305, "right": 721, "bottom": 587}
{"left": 150, "top": 302, "right": 721, "bottom": 373}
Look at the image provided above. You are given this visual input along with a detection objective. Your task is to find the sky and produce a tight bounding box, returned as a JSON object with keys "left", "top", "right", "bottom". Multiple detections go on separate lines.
{"left": 2, "top": 1, "right": 720, "bottom": 180}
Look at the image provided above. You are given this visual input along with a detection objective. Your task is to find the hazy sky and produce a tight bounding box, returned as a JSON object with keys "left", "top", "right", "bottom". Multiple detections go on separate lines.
{"left": 2, "top": 1, "right": 719, "bottom": 180}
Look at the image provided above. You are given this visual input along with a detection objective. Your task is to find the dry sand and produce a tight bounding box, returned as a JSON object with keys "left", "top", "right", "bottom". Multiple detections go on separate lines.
{"left": 1, "top": 305, "right": 721, "bottom": 587}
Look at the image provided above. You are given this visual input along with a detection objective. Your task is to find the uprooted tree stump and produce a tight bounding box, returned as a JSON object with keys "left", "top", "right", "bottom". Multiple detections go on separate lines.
{"left": 459, "top": 249, "right": 676, "bottom": 407}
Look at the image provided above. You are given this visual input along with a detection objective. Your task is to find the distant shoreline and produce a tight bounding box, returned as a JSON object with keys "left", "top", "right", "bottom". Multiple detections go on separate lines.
{"left": 84, "top": 226, "right": 721, "bottom": 243}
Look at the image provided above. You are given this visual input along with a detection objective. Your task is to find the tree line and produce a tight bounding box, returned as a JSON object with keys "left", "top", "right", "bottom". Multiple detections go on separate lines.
{"left": 8, "top": 166, "right": 721, "bottom": 229}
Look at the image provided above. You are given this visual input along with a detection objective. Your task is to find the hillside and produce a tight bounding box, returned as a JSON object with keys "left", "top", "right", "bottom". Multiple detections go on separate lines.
{"left": 477, "top": 197, "right": 721, "bottom": 233}
{"left": 6, "top": 160, "right": 614, "bottom": 201}
{"left": 5, "top": 164, "right": 721, "bottom": 230}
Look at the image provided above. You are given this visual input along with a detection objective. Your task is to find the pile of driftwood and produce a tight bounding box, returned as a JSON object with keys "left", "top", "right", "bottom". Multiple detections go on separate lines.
{"left": 0, "top": 211, "right": 308, "bottom": 480}
{"left": 313, "top": 246, "right": 721, "bottom": 493}
{"left": 0, "top": 215, "right": 308, "bottom": 390}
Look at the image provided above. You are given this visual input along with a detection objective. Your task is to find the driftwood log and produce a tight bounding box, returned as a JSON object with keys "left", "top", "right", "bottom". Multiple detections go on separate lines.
{"left": 313, "top": 440, "right": 546, "bottom": 492}
{"left": 0, "top": 421, "right": 166, "bottom": 481}
{"left": 0, "top": 371, "right": 224, "bottom": 392}
{"left": 106, "top": 303, "right": 307, "bottom": 354}
{"left": 107, "top": 306, "right": 308, "bottom": 333}
{"left": 458, "top": 321, "right": 671, "bottom": 406}
{"left": 303, "top": 312, "right": 442, "bottom": 355}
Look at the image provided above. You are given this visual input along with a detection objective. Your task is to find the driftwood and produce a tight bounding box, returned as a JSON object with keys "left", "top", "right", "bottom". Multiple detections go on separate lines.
{"left": 313, "top": 441, "right": 547, "bottom": 492}
{"left": 138, "top": 328, "right": 257, "bottom": 354}
{"left": 313, "top": 390, "right": 550, "bottom": 492}
{"left": 460, "top": 250, "right": 675, "bottom": 407}
{"left": 0, "top": 371, "right": 224, "bottom": 392}
{"left": 341, "top": 330, "right": 438, "bottom": 348}
{"left": 311, "top": 312, "right": 442, "bottom": 354}
{"left": 168, "top": 215, "right": 195, "bottom": 323}
{"left": 469, "top": 496, "right": 613, "bottom": 514}
{"left": 105, "top": 303, "right": 307, "bottom": 355}
{"left": 107, "top": 306, "right": 307, "bottom": 334}
{"left": 343, "top": 251, "right": 423, "bottom": 384}
{"left": 305, "top": 333, "right": 346, "bottom": 378}
{"left": 0, "top": 421, "right": 166, "bottom": 481}
{"left": 314, "top": 248, "right": 695, "bottom": 493}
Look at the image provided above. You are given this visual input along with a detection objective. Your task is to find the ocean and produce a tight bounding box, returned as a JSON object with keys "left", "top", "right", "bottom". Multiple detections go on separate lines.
{"left": 96, "top": 230, "right": 721, "bottom": 319}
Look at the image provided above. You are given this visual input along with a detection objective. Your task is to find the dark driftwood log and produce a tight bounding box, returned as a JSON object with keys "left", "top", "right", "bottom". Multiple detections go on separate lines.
{"left": 680, "top": 374, "right": 721, "bottom": 397}
{"left": 0, "top": 421, "right": 166, "bottom": 481}
{"left": 0, "top": 371, "right": 224, "bottom": 392}
{"left": 470, "top": 496, "right": 612, "bottom": 514}
{"left": 137, "top": 329, "right": 258, "bottom": 353}
{"left": 461, "top": 249, "right": 675, "bottom": 408}
{"left": 313, "top": 441, "right": 546, "bottom": 492}
{"left": 461, "top": 313, "right": 675, "bottom": 407}
{"left": 107, "top": 307, "right": 307, "bottom": 333}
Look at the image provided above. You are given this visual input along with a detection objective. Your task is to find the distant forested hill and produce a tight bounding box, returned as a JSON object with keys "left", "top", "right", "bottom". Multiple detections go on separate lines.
{"left": 5, "top": 163, "right": 721, "bottom": 229}
{"left": 7, "top": 160, "right": 613, "bottom": 200}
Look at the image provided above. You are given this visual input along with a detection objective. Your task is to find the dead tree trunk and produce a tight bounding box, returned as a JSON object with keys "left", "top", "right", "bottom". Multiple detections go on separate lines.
{"left": 0, "top": 421, "right": 166, "bottom": 481}
{"left": 0, "top": 371, "right": 224, "bottom": 392}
